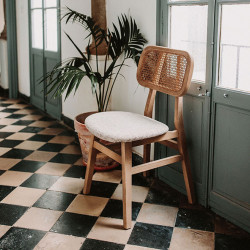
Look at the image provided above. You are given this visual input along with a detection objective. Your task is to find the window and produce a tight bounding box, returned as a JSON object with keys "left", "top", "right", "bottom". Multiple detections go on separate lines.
{"left": 169, "top": 4, "right": 208, "bottom": 82}
{"left": 45, "top": 8, "right": 58, "bottom": 51}
{"left": 218, "top": 4, "right": 250, "bottom": 92}
{"left": 31, "top": 0, "right": 58, "bottom": 52}
{"left": 31, "top": 9, "right": 43, "bottom": 49}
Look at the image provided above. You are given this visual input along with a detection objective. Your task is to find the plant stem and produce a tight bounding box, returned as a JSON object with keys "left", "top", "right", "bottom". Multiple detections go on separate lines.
{"left": 104, "top": 57, "right": 126, "bottom": 111}
{"left": 103, "top": 72, "right": 113, "bottom": 110}
{"left": 101, "top": 36, "right": 111, "bottom": 112}
{"left": 95, "top": 89, "right": 100, "bottom": 112}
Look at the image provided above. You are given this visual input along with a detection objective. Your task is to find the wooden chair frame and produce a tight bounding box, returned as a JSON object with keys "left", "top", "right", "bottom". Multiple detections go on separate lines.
{"left": 83, "top": 46, "right": 195, "bottom": 229}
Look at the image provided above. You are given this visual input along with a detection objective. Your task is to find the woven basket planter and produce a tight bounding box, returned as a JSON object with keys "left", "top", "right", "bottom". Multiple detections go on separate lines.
{"left": 74, "top": 112, "right": 119, "bottom": 171}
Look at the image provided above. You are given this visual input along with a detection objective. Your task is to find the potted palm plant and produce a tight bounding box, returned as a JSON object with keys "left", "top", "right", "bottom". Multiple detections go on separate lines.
{"left": 43, "top": 8, "right": 147, "bottom": 170}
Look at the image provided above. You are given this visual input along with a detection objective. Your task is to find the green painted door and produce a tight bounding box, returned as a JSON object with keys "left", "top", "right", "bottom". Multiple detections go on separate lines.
{"left": 157, "top": 0, "right": 250, "bottom": 232}
{"left": 29, "top": 0, "right": 61, "bottom": 119}
{"left": 156, "top": 0, "right": 214, "bottom": 206}
{"left": 208, "top": 1, "right": 250, "bottom": 232}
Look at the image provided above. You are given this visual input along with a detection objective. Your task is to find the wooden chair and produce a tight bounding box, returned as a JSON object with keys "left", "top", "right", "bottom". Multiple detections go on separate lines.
{"left": 83, "top": 46, "right": 195, "bottom": 229}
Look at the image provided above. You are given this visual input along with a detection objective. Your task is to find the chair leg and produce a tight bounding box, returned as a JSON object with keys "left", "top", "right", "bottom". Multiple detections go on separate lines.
{"left": 121, "top": 142, "right": 132, "bottom": 229}
{"left": 178, "top": 132, "right": 195, "bottom": 204}
{"left": 143, "top": 144, "right": 151, "bottom": 177}
{"left": 83, "top": 135, "right": 97, "bottom": 195}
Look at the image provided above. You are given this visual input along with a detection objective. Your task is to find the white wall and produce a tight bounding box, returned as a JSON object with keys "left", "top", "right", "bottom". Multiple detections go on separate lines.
{"left": 61, "top": 0, "right": 97, "bottom": 119}
{"left": 16, "top": 0, "right": 30, "bottom": 96}
{"left": 0, "top": 39, "right": 8, "bottom": 89}
{"left": 107, "top": 0, "right": 156, "bottom": 115}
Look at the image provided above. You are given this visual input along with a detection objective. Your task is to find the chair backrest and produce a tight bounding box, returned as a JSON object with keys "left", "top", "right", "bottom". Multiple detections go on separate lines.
{"left": 137, "top": 46, "right": 194, "bottom": 97}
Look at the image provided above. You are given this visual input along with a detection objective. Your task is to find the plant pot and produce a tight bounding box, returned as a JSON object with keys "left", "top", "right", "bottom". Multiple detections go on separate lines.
{"left": 74, "top": 112, "right": 120, "bottom": 171}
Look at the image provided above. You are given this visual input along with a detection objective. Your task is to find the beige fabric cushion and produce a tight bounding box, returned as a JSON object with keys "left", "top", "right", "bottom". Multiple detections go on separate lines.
{"left": 85, "top": 111, "right": 169, "bottom": 143}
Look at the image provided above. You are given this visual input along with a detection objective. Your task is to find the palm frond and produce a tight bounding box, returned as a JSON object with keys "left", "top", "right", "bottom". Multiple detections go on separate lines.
{"left": 63, "top": 7, "right": 107, "bottom": 49}
{"left": 42, "top": 9, "right": 147, "bottom": 112}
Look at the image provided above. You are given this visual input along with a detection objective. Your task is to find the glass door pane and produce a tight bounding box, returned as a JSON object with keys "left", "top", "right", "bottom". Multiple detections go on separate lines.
{"left": 218, "top": 4, "right": 250, "bottom": 92}
{"left": 31, "top": 0, "right": 42, "bottom": 8}
{"left": 44, "top": 0, "right": 57, "bottom": 8}
{"left": 31, "top": 9, "right": 43, "bottom": 49}
{"left": 45, "top": 8, "right": 58, "bottom": 52}
{"left": 169, "top": 5, "right": 208, "bottom": 82}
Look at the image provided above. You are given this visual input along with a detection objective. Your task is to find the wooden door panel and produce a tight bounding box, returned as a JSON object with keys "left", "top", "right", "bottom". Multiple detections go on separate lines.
{"left": 45, "top": 56, "right": 61, "bottom": 119}
{"left": 157, "top": 95, "right": 207, "bottom": 204}
{"left": 31, "top": 53, "right": 44, "bottom": 109}
{"left": 212, "top": 104, "right": 250, "bottom": 206}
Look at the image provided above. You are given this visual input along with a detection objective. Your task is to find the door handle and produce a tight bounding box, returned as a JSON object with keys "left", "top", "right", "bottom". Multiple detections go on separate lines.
{"left": 198, "top": 91, "right": 211, "bottom": 97}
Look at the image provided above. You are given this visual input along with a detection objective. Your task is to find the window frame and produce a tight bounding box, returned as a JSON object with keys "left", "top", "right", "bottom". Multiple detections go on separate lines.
{"left": 213, "top": 0, "right": 250, "bottom": 94}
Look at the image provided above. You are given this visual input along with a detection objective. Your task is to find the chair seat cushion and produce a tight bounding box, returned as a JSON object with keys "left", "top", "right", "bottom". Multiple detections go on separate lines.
{"left": 85, "top": 111, "right": 169, "bottom": 143}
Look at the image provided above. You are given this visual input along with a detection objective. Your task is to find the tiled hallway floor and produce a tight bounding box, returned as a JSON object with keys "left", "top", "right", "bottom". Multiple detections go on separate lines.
{"left": 0, "top": 97, "right": 249, "bottom": 250}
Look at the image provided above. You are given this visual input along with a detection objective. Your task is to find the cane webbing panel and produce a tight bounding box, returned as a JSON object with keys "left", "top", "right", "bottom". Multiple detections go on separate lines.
{"left": 137, "top": 46, "right": 194, "bottom": 97}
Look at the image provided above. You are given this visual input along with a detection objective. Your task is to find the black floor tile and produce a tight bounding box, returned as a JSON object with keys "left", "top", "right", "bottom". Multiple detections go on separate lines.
{"left": 49, "top": 153, "right": 81, "bottom": 164}
{"left": 33, "top": 190, "right": 76, "bottom": 211}
{"left": 0, "top": 170, "right": 5, "bottom": 176}
{"left": 0, "top": 103, "right": 10, "bottom": 107}
{"left": 31, "top": 111, "right": 44, "bottom": 115}
{"left": 145, "top": 180, "right": 180, "bottom": 207}
{"left": 16, "top": 101, "right": 27, "bottom": 104}
{"left": 1, "top": 149, "right": 33, "bottom": 159}
{"left": 39, "top": 116, "right": 56, "bottom": 121}
{"left": 23, "top": 106, "right": 36, "bottom": 110}
{"left": 1, "top": 108, "right": 19, "bottom": 113}
{"left": 175, "top": 208, "right": 215, "bottom": 232}
{"left": 80, "top": 239, "right": 125, "bottom": 250}
{"left": 20, "top": 127, "right": 44, "bottom": 133}
{"left": 50, "top": 212, "right": 97, "bottom": 237}
{"left": 6, "top": 114, "right": 26, "bottom": 119}
{"left": 121, "top": 172, "right": 149, "bottom": 187}
{"left": 0, "top": 132, "right": 13, "bottom": 139}
{"left": 0, "top": 204, "right": 28, "bottom": 225}
{"left": 38, "top": 143, "right": 66, "bottom": 152}
{"left": 215, "top": 233, "right": 250, "bottom": 250}
{"left": 63, "top": 165, "right": 86, "bottom": 179}
{"left": 27, "top": 134, "right": 54, "bottom": 142}
{"left": 128, "top": 222, "right": 173, "bottom": 249}
{"left": 101, "top": 199, "right": 142, "bottom": 221}
{"left": 0, "top": 139, "right": 22, "bottom": 148}
{"left": 0, "top": 227, "right": 46, "bottom": 250}
{"left": 0, "top": 125, "right": 5, "bottom": 129}
{"left": 12, "top": 120, "right": 34, "bottom": 126}
{"left": 0, "top": 185, "right": 16, "bottom": 201}
{"left": 10, "top": 160, "right": 46, "bottom": 172}
{"left": 132, "top": 153, "right": 143, "bottom": 166}
{"left": 49, "top": 123, "right": 66, "bottom": 129}
{"left": 89, "top": 181, "right": 118, "bottom": 198}
{"left": 132, "top": 174, "right": 150, "bottom": 187}
{"left": 59, "top": 130, "right": 75, "bottom": 137}
{"left": 21, "top": 173, "right": 59, "bottom": 189}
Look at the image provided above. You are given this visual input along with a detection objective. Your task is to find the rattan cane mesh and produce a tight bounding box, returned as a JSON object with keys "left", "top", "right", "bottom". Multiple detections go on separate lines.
{"left": 137, "top": 46, "right": 193, "bottom": 97}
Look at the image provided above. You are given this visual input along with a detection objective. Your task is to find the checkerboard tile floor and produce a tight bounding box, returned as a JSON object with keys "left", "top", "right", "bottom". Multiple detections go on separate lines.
{"left": 0, "top": 97, "right": 249, "bottom": 250}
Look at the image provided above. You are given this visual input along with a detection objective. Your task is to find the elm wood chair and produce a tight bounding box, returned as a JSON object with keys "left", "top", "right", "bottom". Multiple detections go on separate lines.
{"left": 83, "top": 46, "right": 195, "bottom": 229}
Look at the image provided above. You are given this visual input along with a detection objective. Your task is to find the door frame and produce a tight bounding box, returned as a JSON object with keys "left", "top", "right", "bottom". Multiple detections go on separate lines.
{"left": 5, "top": 0, "right": 19, "bottom": 99}
{"left": 28, "top": 0, "right": 62, "bottom": 119}
{"left": 155, "top": 0, "right": 215, "bottom": 206}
